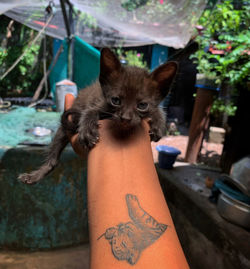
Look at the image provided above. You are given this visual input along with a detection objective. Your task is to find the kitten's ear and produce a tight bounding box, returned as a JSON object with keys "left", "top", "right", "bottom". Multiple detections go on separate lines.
{"left": 104, "top": 227, "right": 116, "bottom": 240}
{"left": 150, "top": 61, "right": 178, "bottom": 99}
{"left": 99, "top": 48, "right": 121, "bottom": 85}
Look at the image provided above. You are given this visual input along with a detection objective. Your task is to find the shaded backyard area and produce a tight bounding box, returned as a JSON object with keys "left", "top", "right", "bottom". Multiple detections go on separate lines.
{"left": 0, "top": 0, "right": 249, "bottom": 268}
{"left": 1, "top": 144, "right": 249, "bottom": 269}
{"left": 152, "top": 127, "right": 223, "bottom": 168}
{"left": 0, "top": 106, "right": 249, "bottom": 269}
{"left": 0, "top": 116, "right": 249, "bottom": 268}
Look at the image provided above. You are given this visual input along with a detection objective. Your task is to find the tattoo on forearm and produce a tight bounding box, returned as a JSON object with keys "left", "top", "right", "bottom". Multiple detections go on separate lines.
{"left": 97, "top": 194, "right": 168, "bottom": 265}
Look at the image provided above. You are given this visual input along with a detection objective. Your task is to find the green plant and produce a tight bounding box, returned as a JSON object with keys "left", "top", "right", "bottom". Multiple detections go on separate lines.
{"left": 74, "top": 7, "right": 97, "bottom": 30}
{"left": 116, "top": 49, "right": 148, "bottom": 69}
{"left": 124, "top": 50, "right": 148, "bottom": 68}
{"left": 210, "top": 98, "right": 237, "bottom": 116}
{"left": 192, "top": 1, "right": 249, "bottom": 85}
{"left": 191, "top": 1, "right": 250, "bottom": 116}
{"left": 0, "top": 16, "right": 43, "bottom": 96}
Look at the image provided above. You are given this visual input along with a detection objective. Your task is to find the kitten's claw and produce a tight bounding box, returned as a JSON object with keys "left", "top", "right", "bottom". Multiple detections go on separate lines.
{"left": 149, "top": 131, "right": 162, "bottom": 142}
{"left": 18, "top": 173, "right": 40, "bottom": 185}
{"left": 91, "top": 136, "right": 100, "bottom": 145}
{"left": 78, "top": 130, "right": 100, "bottom": 149}
{"left": 126, "top": 194, "right": 140, "bottom": 207}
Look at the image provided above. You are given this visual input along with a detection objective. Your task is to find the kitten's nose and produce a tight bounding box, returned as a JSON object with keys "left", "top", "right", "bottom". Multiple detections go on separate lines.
{"left": 121, "top": 117, "right": 132, "bottom": 123}
{"left": 121, "top": 116, "right": 132, "bottom": 123}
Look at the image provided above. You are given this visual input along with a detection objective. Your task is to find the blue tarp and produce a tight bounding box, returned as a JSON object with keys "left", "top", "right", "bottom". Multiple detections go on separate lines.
{"left": 49, "top": 36, "right": 100, "bottom": 100}
{"left": 73, "top": 36, "right": 100, "bottom": 90}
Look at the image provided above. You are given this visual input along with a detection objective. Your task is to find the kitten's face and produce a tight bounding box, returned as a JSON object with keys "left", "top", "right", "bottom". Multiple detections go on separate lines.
{"left": 105, "top": 223, "right": 141, "bottom": 265}
{"left": 99, "top": 48, "right": 177, "bottom": 129}
{"left": 103, "top": 67, "right": 159, "bottom": 128}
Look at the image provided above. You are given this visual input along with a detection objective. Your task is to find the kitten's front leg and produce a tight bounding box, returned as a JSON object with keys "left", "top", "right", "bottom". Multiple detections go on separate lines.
{"left": 148, "top": 108, "right": 166, "bottom": 142}
{"left": 78, "top": 109, "right": 100, "bottom": 149}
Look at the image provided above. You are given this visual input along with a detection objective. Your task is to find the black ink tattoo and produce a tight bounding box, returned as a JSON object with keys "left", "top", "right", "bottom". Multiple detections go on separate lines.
{"left": 98, "top": 194, "right": 168, "bottom": 265}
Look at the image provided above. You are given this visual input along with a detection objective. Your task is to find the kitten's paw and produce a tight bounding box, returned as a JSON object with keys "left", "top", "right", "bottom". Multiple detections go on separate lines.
{"left": 18, "top": 172, "right": 40, "bottom": 185}
{"left": 126, "top": 194, "right": 140, "bottom": 208}
{"left": 149, "top": 123, "right": 166, "bottom": 142}
{"left": 78, "top": 127, "right": 100, "bottom": 149}
{"left": 149, "top": 130, "right": 162, "bottom": 142}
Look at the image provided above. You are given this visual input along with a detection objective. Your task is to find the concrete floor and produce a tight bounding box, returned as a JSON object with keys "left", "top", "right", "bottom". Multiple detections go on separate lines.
{"left": 0, "top": 244, "right": 89, "bottom": 269}
{"left": 157, "top": 163, "right": 250, "bottom": 269}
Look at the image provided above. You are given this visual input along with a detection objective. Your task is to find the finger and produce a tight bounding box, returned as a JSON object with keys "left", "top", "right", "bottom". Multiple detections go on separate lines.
{"left": 71, "top": 133, "right": 87, "bottom": 157}
{"left": 63, "top": 94, "right": 86, "bottom": 158}
{"left": 142, "top": 119, "right": 150, "bottom": 132}
{"left": 64, "top": 93, "right": 75, "bottom": 122}
{"left": 64, "top": 93, "right": 75, "bottom": 111}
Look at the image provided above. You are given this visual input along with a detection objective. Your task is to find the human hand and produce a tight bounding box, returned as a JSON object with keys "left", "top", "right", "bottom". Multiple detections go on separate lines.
{"left": 64, "top": 93, "right": 87, "bottom": 158}
{"left": 64, "top": 93, "right": 150, "bottom": 156}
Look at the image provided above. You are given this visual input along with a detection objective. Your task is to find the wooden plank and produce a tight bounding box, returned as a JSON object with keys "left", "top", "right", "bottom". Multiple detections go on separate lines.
{"left": 185, "top": 88, "right": 215, "bottom": 163}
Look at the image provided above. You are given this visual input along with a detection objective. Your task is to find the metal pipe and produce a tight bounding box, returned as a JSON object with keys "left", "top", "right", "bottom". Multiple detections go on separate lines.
{"left": 60, "top": 0, "right": 71, "bottom": 38}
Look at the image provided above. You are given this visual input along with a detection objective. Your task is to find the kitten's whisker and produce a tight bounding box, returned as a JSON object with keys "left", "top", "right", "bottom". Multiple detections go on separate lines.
{"left": 98, "top": 109, "right": 119, "bottom": 119}
{"left": 97, "top": 233, "right": 105, "bottom": 240}
{"left": 99, "top": 110, "right": 114, "bottom": 116}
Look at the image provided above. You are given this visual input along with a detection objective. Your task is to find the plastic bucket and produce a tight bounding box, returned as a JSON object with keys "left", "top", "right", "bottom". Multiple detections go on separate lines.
{"left": 156, "top": 145, "right": 181, "bottom": 169}
{"left": 55, "top": 80, "right": 77, "bottom": 112}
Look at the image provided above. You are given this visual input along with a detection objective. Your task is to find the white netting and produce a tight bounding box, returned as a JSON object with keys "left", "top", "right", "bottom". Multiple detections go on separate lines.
{"left": 1, "top": 0, "right": 207, "bottom": 48}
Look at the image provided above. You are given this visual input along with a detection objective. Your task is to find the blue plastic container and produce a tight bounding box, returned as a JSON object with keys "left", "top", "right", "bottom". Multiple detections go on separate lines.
{"left": 156, "top": 145, "right": 181, "bottom": 169}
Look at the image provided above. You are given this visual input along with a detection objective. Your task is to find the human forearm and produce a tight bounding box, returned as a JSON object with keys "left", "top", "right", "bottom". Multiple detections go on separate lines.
{"left": 87, "top": 120, "right": 189, "bottom": 269}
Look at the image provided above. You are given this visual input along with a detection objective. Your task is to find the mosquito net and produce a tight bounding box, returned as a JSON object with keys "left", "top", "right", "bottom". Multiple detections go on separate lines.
{"left": 1, "top": 0, "right": 207, "bottom": 48}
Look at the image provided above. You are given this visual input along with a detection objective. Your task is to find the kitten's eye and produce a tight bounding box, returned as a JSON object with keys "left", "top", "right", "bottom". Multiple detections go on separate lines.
{"left": 137, "top": 102, "right": 148, "bottom": 111}
{"left": 111, "top": 97, "right": 121, "bottom": 106}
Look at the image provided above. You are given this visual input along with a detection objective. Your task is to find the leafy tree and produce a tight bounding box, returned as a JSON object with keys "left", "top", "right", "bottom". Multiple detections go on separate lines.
{"left": 115, "top": 48, "right": 148, "bottom": 69}
{"left": 0, "top": 16, "right": 43, "bottom": 97}
{"left": 191, "top": 0, "right": 250, "bottom": 116}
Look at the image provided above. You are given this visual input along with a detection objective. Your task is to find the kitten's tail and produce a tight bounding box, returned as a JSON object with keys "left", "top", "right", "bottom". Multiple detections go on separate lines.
{"left": 18, "top": 126, "right": 69, "bottom": 184}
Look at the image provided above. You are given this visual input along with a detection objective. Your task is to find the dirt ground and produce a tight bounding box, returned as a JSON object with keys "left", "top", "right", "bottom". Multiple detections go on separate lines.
{"left": 0, "top": 244, "right": 89, "bottom": 269}
{"left": 151, "top": 129, "right": 223, "bottom": 168}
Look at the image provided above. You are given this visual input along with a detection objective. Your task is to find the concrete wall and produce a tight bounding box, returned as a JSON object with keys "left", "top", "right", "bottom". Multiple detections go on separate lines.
{"left": 1, "top": 147, "right": 250, "bottom": 269}
{"left": 0, "top": 146, "right": 88, "bottom": 250}
{"left": 157, "top": 165, "right": 250, "bottom": 269}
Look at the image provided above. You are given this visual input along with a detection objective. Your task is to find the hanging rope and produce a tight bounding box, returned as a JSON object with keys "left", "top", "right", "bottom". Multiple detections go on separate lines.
{"left": 28, "top": 9, "right": 52, "bottom": 108}
{"left": 29, "top": 20, "right": 49, "bottom": 108}
{"left": 0, "top": 13, "right": 54, "bottom": 81}
{"left": 28, "top": 30, "right": 50, "bottom": 107}
{"left": 30, "top": 43, "right": 63, "bottom": 103}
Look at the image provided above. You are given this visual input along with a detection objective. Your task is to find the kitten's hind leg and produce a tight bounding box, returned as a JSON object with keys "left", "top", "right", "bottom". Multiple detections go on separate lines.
{"left": 126, "top": 194, "right": 167, "bottom": 249}
{"left": 126, "top": 194, "right": 167, "bottom": 233}
{"left": 18, "top": 127, "right": 69, "bottom": 184}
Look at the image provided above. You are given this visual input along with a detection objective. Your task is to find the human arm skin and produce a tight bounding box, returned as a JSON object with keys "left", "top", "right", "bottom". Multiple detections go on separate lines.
{"left": 65, "top": 94, "right": 189, "bottom": 269}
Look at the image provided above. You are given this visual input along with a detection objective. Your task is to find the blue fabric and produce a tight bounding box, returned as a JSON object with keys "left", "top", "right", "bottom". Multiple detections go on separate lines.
{"left": 0, "top": 107, "right": 60, "bottom": 147}
{"left": 73, "top": 36, "right": 100, "bottom": 90}
{"left": 151, "top": 44, "right": 168, "bottom": 71}
{"left": 49, "top": 39, "right": 68, "bottom": 101}
{"left": 195, "top": 84, "right": 220, "bottom": 91}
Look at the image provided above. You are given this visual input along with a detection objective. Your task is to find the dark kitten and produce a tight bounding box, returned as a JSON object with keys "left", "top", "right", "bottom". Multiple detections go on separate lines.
{"left": 18, "top": 48, "right": 177, "bottom": 184}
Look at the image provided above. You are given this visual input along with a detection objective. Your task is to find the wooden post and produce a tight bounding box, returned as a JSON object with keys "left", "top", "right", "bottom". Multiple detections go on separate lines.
{"left": 185, "top": 88, "right": 215, "bottom": 163}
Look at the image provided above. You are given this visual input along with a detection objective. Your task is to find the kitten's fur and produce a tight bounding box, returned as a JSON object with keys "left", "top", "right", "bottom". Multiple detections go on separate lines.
{"left": 18, "top": 48, "right": 177, "bottom": 184}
